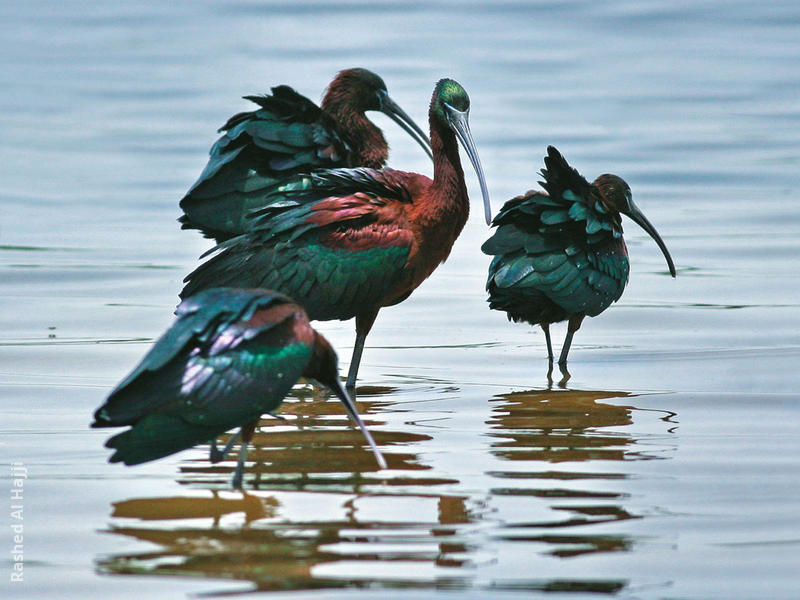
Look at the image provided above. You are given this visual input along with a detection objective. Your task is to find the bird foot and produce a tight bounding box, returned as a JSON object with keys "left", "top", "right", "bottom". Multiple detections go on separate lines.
{"left": 209, "top": 431, "right": 242, "bottom": 464}
{"left": 557, "top": 362, "right": 571, "bottom": 388}
{"left": 209, "top": 439, "right": 225, "bottom": 464}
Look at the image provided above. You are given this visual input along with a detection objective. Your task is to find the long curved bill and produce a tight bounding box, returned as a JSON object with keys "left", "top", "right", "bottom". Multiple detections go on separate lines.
{"left": 444, "top": 103, "right": 492, "bottom": 225}
{"left": 331, "top": 380, "right": 388, "bottom": 470}
{"left": 378, "top": 91, "right": 433, "bottom": 162}
{"left": 627, "top": 201, "right": 677, "bottom": 277}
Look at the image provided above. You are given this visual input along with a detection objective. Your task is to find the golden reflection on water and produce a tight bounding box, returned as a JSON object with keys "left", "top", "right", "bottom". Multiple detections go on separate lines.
{"left": 97, "top": 386, "right": 673, "bottom": 594}
{"left": 100, "top": 491, "right": 479, "bottom": 591}
{"left": 175, "top": 385, "right": 451, "bottom": 490}
{"left": 486, "top": 388, "right": 651, "bottom": 560}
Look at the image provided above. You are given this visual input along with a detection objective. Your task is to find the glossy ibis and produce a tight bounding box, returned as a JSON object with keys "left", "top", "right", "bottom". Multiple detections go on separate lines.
{"left": 181, "top": 78, "right": 491, "bottom": 389}
{"left": 482, "top": 146, "right": 675, "bottom": 366}
{"left": 180, "top": 68, "right": 433, "bottom": 242}
{"left": 92, "top": 288, "right": 386, "bottom": 488}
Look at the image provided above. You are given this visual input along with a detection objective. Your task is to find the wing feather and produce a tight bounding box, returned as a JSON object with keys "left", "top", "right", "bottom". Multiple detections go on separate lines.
{"left": 483, "top": 147, "right": 631, "bottom": 324}
{"left": 179, "top": 87, "right": 351, "bottom": 242}
{"left": 93, "top": 289, "right": 295, "bottom": 428}
{"left": 182, "top": 169, "right": 415, "bottom": 321}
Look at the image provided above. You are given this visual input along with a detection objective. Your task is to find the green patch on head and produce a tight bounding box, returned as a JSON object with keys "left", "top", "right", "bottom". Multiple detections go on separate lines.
{"left": 433, "top": 78, "right": 470, "bottom": 121}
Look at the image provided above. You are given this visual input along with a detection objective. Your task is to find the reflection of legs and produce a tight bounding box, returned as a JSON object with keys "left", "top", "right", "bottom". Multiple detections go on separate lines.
{"left": 210, "top": 430, "right": 241, "bottom": 463}
{"left": 541, "top": 323, "right": 554, "bottom": 362}
{"left": 232, "top": 420, "right": 258, "bottom": 489}
{"left": 558, "top": 314, "right": 585, "bottom": 366}
{"left": 346, "top": 309, "right": 379, "bottom": 390}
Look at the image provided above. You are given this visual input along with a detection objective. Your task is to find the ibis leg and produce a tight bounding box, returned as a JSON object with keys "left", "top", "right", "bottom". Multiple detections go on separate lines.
{"left": 558, "top": 315, "right": 585, "bottom": 366}
{"left": 210, "top": 438, "right": 220, "bottom": 461}
{"left": 231, "top": 420, "right": 258, "bottom": 490}
{"left": 557, "top": 362, "right": 571, "bottom": 388}
{"left": 346, "top": 309, "right": 379, "bottom": 390}
{"left": 210, "top": 430, "right": 242, "bottom": 463}
{"left": 541, "top": 323, "right": 554, "bottom": 362}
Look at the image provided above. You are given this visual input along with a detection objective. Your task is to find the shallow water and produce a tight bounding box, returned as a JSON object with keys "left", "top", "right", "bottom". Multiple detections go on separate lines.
{"left": 2, "top": 1, "right": 800, "bottom": 598}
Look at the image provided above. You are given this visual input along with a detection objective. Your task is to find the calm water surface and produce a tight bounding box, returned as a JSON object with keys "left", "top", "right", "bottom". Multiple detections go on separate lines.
{"left": 2, "top": 1, "right": 800, "bottom": 598}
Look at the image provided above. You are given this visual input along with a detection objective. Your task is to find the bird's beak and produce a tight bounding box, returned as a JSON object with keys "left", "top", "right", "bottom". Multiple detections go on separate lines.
{"left": 378, "top": 91, "right": 433, "bottom": 162}
{"left": 331, "top": 379, "right": 388, "bottom": 470}
{"left": 444, "top": 103, "right": 492, "bottom": 225}
{"left": 626, "top": 201, "right": 676, "bottom": 277}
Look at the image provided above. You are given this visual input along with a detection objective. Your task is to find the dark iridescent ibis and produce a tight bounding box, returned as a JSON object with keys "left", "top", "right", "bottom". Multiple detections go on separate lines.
{"left": 180, "top": 68, "right": 433, "bottom": 243}
{"left": 180, "top": 78, "right": 491, "bottom": 389}
{"left": 482, "top": 146, "right": 676, "bottom": 366}
{"left": 91, "top": 288, "right": 386, "bottom": 488}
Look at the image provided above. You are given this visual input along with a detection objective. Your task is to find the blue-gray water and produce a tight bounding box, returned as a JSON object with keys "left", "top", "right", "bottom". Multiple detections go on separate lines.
{"left": 2, "top": 1, "right": 799, "bottom": 598}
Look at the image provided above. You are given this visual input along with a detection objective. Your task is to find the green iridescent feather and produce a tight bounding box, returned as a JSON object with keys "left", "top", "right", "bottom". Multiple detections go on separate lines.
{"left": 482, "top": 146, "right": 629, "bottom": 325}
{"left": 181, "top": 168, "right": 413, "bottom": 322}
{"left": 92, "top": 288, "right": 312, "bottom": 465}
{"left": 179, "top": 86, "right": 351, "bottom": 242}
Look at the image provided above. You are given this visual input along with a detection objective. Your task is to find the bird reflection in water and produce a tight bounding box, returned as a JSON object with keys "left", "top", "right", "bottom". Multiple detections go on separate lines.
{"left": 176, "top": 384, "right": 442, "bottom": 490}
{"left": 486, "top": 387, "right": 673, "bottom": 560}
{"left": 98, "top": 490, "right": 481, "bottom": 592}
{"left": 96, "top": 386, "right": 671, "bottom": 594}
{"left": 97, "top": 386, "right": 481, "bottom": 592}
{"left": 97, "top": 388, "right": 488, "bottom": 590}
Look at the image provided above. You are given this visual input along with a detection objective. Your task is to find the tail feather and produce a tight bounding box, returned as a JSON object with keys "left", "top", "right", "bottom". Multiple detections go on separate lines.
{"left": 105, "top": 414, "right": 227, "bottom": 466}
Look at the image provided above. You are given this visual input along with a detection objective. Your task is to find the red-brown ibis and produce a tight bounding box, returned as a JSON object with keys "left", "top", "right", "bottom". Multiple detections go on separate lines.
{"left": 180, "top": 78, "right": 491, "bottom": 388}
{"left": 180, "top": 68, "right": 432, "bottom": 243}
{"left": 482, "top": 146, "right": 676, "bottom": 366}
{"left": 92, "top": 288, "right": 386, "bottom": 488}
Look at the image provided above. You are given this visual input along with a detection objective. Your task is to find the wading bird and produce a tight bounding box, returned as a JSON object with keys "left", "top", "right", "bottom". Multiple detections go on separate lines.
{"left": 482, "top": 146, "right": 675, "bottom": 366}
{"left": 92, "top": 288, "right": 386, "bottom": 488}
{"left": 181, "top": 78, "right": 491, "bottom": 389}
{"left": 180, "top": 68, "right": 433, "bottom": 242}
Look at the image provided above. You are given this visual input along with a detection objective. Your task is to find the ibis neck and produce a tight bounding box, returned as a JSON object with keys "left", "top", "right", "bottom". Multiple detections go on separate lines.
{"left": 430, "top": 118, "right": 468, "bottom": 214}
{"left": 322, "top": 97, "right": 388, "bottom": 168}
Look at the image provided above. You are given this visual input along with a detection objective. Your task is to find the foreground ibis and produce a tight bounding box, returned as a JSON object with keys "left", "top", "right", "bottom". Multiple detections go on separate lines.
{"left": 181, "top": 78, "right": 491, "bottom": 388}
{"left": 482, "top": 146, "right": 675, "bottom": 365}
{"left": 180, "top": 68, "right": 432, "bottom": 242}
{"left": 92, "top": 288, "right": 386, "bottom": 488}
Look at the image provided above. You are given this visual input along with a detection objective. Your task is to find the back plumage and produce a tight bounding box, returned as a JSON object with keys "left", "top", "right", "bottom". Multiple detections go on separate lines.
{"left": 180, "top": 168, "right": 418, "bottom": 322}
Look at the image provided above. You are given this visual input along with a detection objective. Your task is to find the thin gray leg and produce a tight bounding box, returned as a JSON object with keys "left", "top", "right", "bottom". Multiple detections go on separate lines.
{"left": 542, "top": 323, "right": 554, "bottom": 361}
{"left": 346, "top": 331, "right": 367, "bottom": 390}
{"left": 557, "top": 362, "right": 571, "bottom": 388}
{"left": 558, "top": 315, "right": 585, "bottom": 365}
{"left": 346, "top": 309, "right": 379, "bottom": 390}
{"left": 558, "top": 330, "right": 575, "bottom": 365}
{"left": 231, "top": 420, "right": 258, "bottom": 489}
{"left": 231, "top": 441, "right": 249, "bottom": 489}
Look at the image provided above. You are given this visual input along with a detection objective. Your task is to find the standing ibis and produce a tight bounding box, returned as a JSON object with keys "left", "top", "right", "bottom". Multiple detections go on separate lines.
{"left": 180, "top": 78, "right": 491, "bottom": 389}
{"left": 180, "top": 68, "right": 432, "bottom": 242}
{"left": 92, "top": 288, "right": 386, "bottom": 488}
{"left": 482, "top": 146, "right": 675, "bottom": 366}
